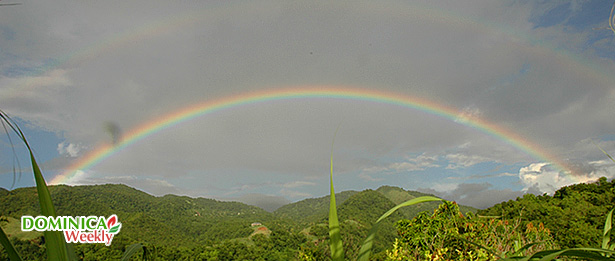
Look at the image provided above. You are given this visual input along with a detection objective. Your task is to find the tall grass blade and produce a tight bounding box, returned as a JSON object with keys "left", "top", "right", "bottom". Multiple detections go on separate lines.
{"left": 356, "top": 196, "right": 442, "bottom": 261}
{"left": 121, "top": 243, "right": 145, "bottom": 261}
{"left": 328, "top": 126, "right": 344, "bottom": 261}
{"left": 592, "top": 139, "right": 615, "bottom": 163}
{"left": 455, "top": 236, "right": 547, "bottom": 260}
{"left": 512, "top": 248, "right": 615, "bottom": 261}
{"left": 66, "top": 243, "right": 79, "bottom": 260}
{"left": 30, "top": 152, "right": 71, "bottom": 261}
{"left": 376, "top": 196, "right": 442, "bottom": 224}
{"left": 451, "top": 235, "right": 503, "bottom": 259}
{"left": 0, "top": 111, "right": 73, "bottom": 261}
{"left": 603, "top": 208, "right": 614, "bottom": 250}
{"left": 508, "top": 241, "right": 547, "bottom": 257}
{"left": 537, "top": 248, "right": 615, "bottom": 261}
{"left": 0, "top": 226, "right": 23, "bottom": 261}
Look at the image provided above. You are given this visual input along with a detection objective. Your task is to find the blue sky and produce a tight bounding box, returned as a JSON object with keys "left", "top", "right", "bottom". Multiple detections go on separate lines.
{"left": 1, "top": 0, "right": 614, "bottom": 210}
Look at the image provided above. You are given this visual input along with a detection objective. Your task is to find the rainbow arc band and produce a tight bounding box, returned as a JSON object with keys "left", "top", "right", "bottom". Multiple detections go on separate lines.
{"left": 51, "top": 86, "right": 574, "bottom": 185}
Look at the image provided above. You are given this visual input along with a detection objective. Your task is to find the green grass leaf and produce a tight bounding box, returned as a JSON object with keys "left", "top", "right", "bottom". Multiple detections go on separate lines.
{"left": 30, "top": 152, "right": 71, "bottom": 261}
{"left": 328, "top": 126, "right": 344, "bottom": 261}
{"left": 508, "top": 241, "right": 547, "bottom": 257}
{"left": 0, "top": 111, "right": 73, "bottom": 261}
{"left": 603, "top": 208, "right": 614, "bottom": 250}
{"left": 120, "top": 243, "right": 145, "bottom": 261}
{"left": 592, "top": 140, "right": 615, "bottom": 164}
{"left": 357, "top": 196, "right": 442, "bottom": 261}
{"left": 0, "top": 226, "right": 23, "bottom": 261}
{"left": 510, "top": 248, "right": 615, "bottom": 261}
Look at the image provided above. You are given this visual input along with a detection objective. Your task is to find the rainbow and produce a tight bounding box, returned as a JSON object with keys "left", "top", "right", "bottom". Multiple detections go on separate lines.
{"left": 8, "top": 2, "right": 604, "bottom": 184}
{"left": 51, "top": 86, "right": 575, "bottom": 185}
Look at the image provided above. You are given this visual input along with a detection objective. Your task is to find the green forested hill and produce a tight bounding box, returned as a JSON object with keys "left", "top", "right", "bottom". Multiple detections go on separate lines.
{"left": 479, "top": 177, "right": 615, "bottom": 248}
{"left": 0, "top": 183, "right": 475, "bottom": 259}
{"left": 6, "top": 180, "right": 611, "bottom": 260}
{"left": 273, "top": 190, "right": 358, "bottom": 225}
{"left": 0, "top": 184, "right": 279, "bottom": 247}
{"left": 2, "top": 184, "right": 418, "bottom": 259}
{"left": 335, "top": 189, "right": 405, "bottom": 259}
{"left": 376, "top": 185, "right": 477, "bottom": 218}
{"left": 289, "top": 189, "right": 408, "bottom": 260}
{"left": 280, "top": 188, "right": 475, "bottom": 259}
{"left": 273, "top": 185, "right": 478, "bottom": 229}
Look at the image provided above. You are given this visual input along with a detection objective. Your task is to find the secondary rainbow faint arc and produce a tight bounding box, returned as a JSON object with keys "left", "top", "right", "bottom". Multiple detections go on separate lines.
{"left": 51, "top": 86, "right": 575, "bottom": 185}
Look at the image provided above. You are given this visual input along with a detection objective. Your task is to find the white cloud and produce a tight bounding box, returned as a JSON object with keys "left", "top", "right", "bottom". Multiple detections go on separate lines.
{"left": 518, "top": 162, "right": 601, "bottom": 194}
{"left": 282, "top": 181, "right": 316, "bottom": 188}
{"left": 0, "top": 69, "right": 74, "bottom": 130}
{"left": 446, "top": 172, "right": 516, "bottom": 181}
{"left": 360, "top": 166, "right": 388, "bottom": 173}
{"left": 0, "top": 69, "right": 72, "bottom": 95}
{"left": 420, "top": 182, "right": 526, "bottom": 209}
{"left": 431, "top": 182, "right": 460, "bottom": 193}
{"left": 57, "top": 142, "right": 82, "bottom": 157}
{"left": 356, "top": 154, "right": 441, "bottom": 180}
{"left": 445, "top": 153, "right": 492, "bottom": 169}
{"left": 61, "top": 170, "right": 91, "bottom": 186}
{"left": 388, "top": 154, "right": 440, "bottom": 172}
{"left": 455, "top": 106, "right": 483, "bottom": 124}
{"left": 358, "top": 172, "right": 383, "bottom": 182}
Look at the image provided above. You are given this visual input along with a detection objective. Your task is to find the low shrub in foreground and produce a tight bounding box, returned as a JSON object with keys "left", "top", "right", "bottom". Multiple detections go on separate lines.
{"left": 387, "top": 201, "right": 556, "bottom": 260}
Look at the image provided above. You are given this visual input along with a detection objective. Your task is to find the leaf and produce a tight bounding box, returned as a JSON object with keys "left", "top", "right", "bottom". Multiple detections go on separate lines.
{"left": 357, "top": 196, "right": 443, "bottom": 261}
{"left": 0, "top": 111, "right": 74, "bottom": 261}
{"left": 508, "top": 241, "right": 547, "bottom": 257}
{"left": 0, "top": 226, "right": 23, "bottom": 261}
{"left": 603, "top": 208, "right": 614, "bottom": 250}
{"left": 328, "top": 126, "right": 344, "bottom": 261}
{"left": 515, "top": 248, "right": 615, "bottom": 261}
{"left": 120, "top": 243, "right": 145, "bottom": 261}
{"left": 592, "top": 139, "right": 615, "bottom": 164}
{"left": 66, "top": 243, "right": 79, "bottom": 261}
{"left": 32, "top": 154, "right": 72, "bottom": 261}
{"left": 452, "top": 235, "right": 502, "bottom": 259}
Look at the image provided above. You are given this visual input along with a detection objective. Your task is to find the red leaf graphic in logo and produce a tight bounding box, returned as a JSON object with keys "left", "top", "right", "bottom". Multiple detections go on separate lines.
{"left": 107, "top": 215, "right": 117, "bottom": 229}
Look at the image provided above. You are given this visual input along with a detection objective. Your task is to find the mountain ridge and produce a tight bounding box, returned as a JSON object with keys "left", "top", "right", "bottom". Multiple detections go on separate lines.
{"left": 0, "top": 183, "right": 477, "bottom": 250}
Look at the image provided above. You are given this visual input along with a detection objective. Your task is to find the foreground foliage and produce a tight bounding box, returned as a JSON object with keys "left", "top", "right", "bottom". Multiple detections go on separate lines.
{"left": 479, "top": 177, "right": 615, "bottom": 249}
{"left": 387, "top": 201, "right": 556, "bottom": 260}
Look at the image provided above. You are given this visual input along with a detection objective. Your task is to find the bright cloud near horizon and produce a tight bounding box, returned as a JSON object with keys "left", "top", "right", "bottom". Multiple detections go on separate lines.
{"left": 1, "top": 1, "right": 615, "bottom": 210}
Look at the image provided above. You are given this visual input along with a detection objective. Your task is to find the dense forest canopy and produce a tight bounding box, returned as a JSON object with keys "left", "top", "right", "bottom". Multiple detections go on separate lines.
{"left": 1, "top": 178, "right": 614, "bottom": 259}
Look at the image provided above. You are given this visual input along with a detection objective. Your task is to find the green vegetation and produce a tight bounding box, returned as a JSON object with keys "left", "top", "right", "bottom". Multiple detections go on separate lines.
{"left": 479, "top": 177, "right": 615, "bottom": 248}
{"left": 0, "top": 176, "right": 614, "bottom": 260}
{"left": 0, "top": 184, "right": 459, "bottom": 260}
{"left": 388, "top": 201, "right": 556, "bottom": 260}
{"left": 274, "top": 190, "right": 358, "bottom": 226}
{"left": 376, "top": 185, "right": 477, "bottom": 218}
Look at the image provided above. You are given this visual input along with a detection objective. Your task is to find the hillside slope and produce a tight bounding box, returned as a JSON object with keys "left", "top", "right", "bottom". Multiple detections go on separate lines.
{"left": 273, "top": 190, "right": 358, "bottom": 225}
{"left": 479, "top": 177, "right": 615, "bottom": 248}
{"left": 0, "top": 184, "right": 279, "bottom": 246}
